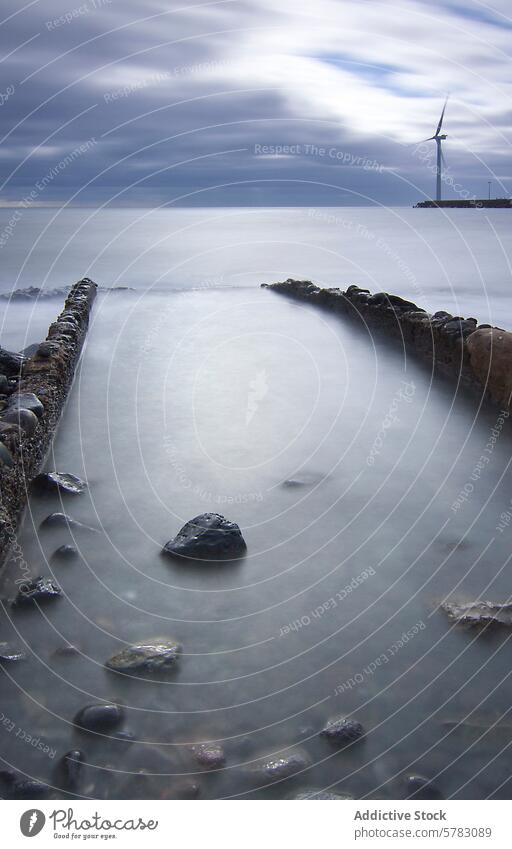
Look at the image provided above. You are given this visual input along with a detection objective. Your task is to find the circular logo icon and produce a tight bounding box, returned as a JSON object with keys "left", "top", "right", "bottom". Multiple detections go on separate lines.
{"left": 20, "top": 810, "right": 46, "bottom": 837}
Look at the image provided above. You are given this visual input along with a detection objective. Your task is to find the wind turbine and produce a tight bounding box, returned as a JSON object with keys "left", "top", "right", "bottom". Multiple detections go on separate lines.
{"left": 421, "top": 97, "right": 449, "bottom": 202}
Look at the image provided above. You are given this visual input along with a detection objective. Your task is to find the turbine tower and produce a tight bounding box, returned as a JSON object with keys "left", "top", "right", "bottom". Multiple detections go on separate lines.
{"left": 422, "top": 97, "right": 449, "bottom": 202}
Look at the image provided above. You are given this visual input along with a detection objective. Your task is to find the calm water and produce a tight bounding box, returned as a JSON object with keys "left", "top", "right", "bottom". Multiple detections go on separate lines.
{"left": 1, "top": 209, "right": 512, "bottom": 799}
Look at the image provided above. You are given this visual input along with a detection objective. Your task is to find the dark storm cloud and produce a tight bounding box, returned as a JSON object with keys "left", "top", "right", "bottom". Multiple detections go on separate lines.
{"left": 0, "top": 0, "right": 510, "bottom": 206}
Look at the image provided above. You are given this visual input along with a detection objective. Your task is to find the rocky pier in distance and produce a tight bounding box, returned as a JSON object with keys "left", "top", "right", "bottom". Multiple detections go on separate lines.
{"left": 0, "top": 278, "right": 97, "bottom": 563}
{"left": 262, "top": 279, "right": 512, "bottom": 411}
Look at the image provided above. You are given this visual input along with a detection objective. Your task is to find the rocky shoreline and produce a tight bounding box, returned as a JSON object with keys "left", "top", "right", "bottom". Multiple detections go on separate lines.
{"left": 262, "top": 279, "right": 512, "bottom": 411}
{"left": 0, "top": 278, "right": 97, "bottom": 563}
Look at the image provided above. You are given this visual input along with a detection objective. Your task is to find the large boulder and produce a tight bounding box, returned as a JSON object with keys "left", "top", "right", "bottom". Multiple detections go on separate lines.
{"left": 466, "top": 327, "right": 512, "bottom": 408}
{"left": 162, "top": 513, "right": 247, "bottom": 561}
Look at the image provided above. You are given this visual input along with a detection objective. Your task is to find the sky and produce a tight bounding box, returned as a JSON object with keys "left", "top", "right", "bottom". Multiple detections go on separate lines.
{"left": 0, "top": 0, "right": 511, "bottom": 206}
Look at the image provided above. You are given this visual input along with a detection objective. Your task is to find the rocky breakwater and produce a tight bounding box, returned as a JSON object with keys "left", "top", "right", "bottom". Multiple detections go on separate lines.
{"left": 0, "top": 278, "right": 97, "bottom": 562}
{"left": 262, "top": 279, "right": 512, "bottom": 410}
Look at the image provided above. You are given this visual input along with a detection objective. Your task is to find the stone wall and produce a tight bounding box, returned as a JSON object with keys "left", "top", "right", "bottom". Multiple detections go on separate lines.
{"left": 0, "top": 278, "right": 97, "bottom": 562}
{"left": 262, "top": 279, "right": 512, "bottom": 409}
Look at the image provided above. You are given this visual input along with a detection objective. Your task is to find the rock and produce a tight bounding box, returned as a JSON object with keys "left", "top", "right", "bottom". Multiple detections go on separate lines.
{"left": 0, "top": 374, "right": 8, "bottom": 393}
{"left": 442, "top": 600, "right": 512, "bottom": 628}
{"left": 10, "top": 779, "right": 50, "bottom": 799}
{"left": 0, "top": 442, "right": 14, "bottom": 467}
{"left": 282, "top": 471, "right": 327, "bottom": 488}
{"left": 0, "top": 347, "right": 25, "bottom": 375}
{"left": 320, "top": 717, "right": 365, "bottom": 745}
{"left": 52, "top": 544, "right": 79, "bottom": 561}
{"left": 252, "top": 750, "right": 310, "bottom": 783}
{"left": 292, "top": 788, "right": 353, "bottom": 800}
{"left": 192, "top": 743, "right": 226, "bottom": 769}
{"left": 7, "top": 391, "right": 43, "bottom": 418}
{"left": 467, "top": 327, "right": 512, "bottom": 408}
{"left": 36, "top": 341, "right": 59, "bottom": 358}
{"left": 404, "top": 774, "right": 443, "bottom": 800}
{"left": 1, "top": 408, "right": 38, "bottom": 437}
{"left": 0, "top": 641, "right": 26, "bottom": 662}
{"left": 32, "top": 471, "right": 86, "bottom": 496}
{"left": 40, "top": 512, "right": 97, "bottom": 532}
{"left": 59, "top": 750, "right": 85, "bottom": 791}
{"left": 12, "top": 576, "right": 62, "bottom": 607}
{"left": 105, "top": 639, "right": 182, "bottom": 674}
{"left": 162, "top": 513, "right": 247, "bottom": 561}
{"left": 170, "top": 781, "right": 201, "bottom": 799}
{"left": 53, "top": 644, "right": 81, "bottom": 657}
{"left": 74, "top": 703, "right": 124, "bottom": 733}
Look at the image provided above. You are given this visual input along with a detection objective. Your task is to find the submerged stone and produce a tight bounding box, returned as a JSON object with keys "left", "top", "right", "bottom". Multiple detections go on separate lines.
{"left": 52, "top": 544, "right": 79, "bottom": 561}
{"left": 40, "top": 512, "right": 97, "bottom": 532}
{"left": 60, "top": 750, "right": 85, "bottom": 791}
{"left": 292, "top": 788, "right": 353, "bottom": 800}
{"left": 33, "top": 471, "right": 86, "bottom": 496}
{"left": 12, "top": 576, "right": 62, "bottom": 607}
{"left": 192, "top": 743, "right": 226, "bottom": 769}
{"left": 320, "top": 717, "right": 365, "bottom": 745}
{"left": 74, "top": 703, "right": 124, "bottom": 733}
{"left": 106, "top": 639, "right": 182, "bottom": 673}
{"left": 252, "top": 750, "right": 310, "bottom": 783}
{"left": 442, "top": 600, "right": 512, "bottom": 628}
{"left": 162, "top": 513, "right": 247, "bottom": 561}
{"left": 10, "top": 779, "right": 50, "bottom": 799}
{"left": 404, "top": 774, "right": 444, "bottom": 800}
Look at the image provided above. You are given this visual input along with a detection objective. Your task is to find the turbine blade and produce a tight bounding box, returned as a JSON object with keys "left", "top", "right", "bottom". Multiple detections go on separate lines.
{"left": 435, "top": 95, "right": 449, "bottom": 136}
{"left": 415, "top": 136, "right": 436, "bottom": 144}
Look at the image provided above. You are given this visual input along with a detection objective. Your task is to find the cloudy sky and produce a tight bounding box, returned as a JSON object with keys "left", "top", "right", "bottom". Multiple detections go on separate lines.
{"left": 0, "top": 0, "right": 511, "bottom": 206}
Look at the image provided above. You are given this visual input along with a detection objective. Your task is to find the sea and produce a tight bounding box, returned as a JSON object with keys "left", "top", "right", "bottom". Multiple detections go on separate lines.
{"left": 0, "top": 207, "right": 511, "bottom": 800}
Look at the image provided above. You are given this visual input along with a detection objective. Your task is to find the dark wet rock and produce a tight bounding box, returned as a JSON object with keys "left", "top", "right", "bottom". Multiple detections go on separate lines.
{"left": 0, "top": 768, "right": 16, "bottom": 787}
{"left": 162, "top": 513, "right": 247, "bottom": 561}
{"left": 33, "top": 471, "right": 86, "bottom": 496}
{"left": 320, "top": 717, "right": 365, "bottom": 745}
{"left": 0, "top": 641, "right": 26, "bottom": 662}
{"left": 192, "top": 743, "right": 226, "bottom": 769}
{"left": 292, "top": 788, "right": 353, "bottom": 800}
{"left": 53, "top": 644, "right": 81, "bottom": 657}
{"left": 404, "top": 774, "right": 444, "bottom": 800}
{"left": 251, "top": 750, "right": 310, "bottom": 783}
{"left": 52, "top": 544, "right": 79, "bottom": 561}
{"left": 0, "top": 441, "right": 14, "bottom": 467}
{"left": 7, "top": 391, "right": 43, "bottom": 418}
{"left": 59, "top": 749, "right": 85, "bottom": 791}
{"left": 74, "top": 703, "right": 124, "bottom": 733}
{"left": 0, "top": 374, "right": 8, "bottom": 393}
{"left": 40, "top": 512, "right": 97, "bottom": 532}
{"left": 106, "top": 639, "right": 182, "bottom": 674}
{"left": 12, "top": 576, "right": 62, "bottom": 607}
{"left": 170, "top": 780, "right": 201, "bottom": 799}
{"left": 10, "top": 779, "right": 50, "bottom": 799}
{"left": 1, "top": 407, "right": 38, "bottom": 437}
{"left": 0, "top": 643, "right": 27, "bottom": 663}
{"left": 36, "top": 341, "right": 60, "bottom": 358}
{"left": 366, "top": 292, "right": 418, "bottom": 312}
{"left": 0, "top": 347, "right": 25, "bottom": 375}
{"left": 442, "top": 600, "right": 512, "bottom": 628}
